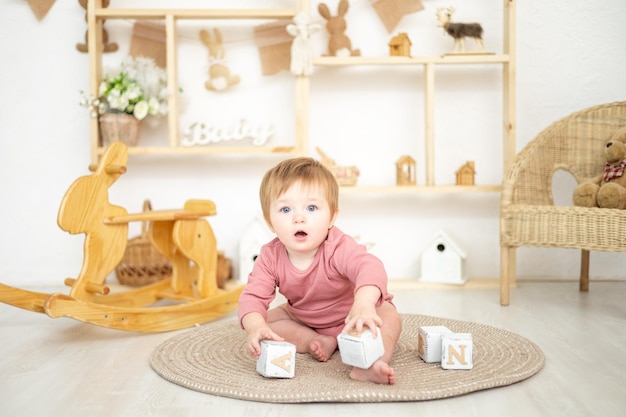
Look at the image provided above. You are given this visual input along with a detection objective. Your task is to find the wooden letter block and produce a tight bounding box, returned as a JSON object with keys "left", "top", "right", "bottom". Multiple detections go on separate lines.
{"left": 441, "top": 333, "right": 473, "bottom": 370}
{"left": 418, "top": 326, "right": 452, "bottom": 362}
{"left": 337, "top": 327, "right": 384, "bottom": 369}
{"left": 256, "top": 340, "right": 296, "bottom": 378}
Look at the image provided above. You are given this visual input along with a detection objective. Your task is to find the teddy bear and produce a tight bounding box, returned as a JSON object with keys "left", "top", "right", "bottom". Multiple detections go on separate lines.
{"left": 573, "top": 125, "right": 626, "bottom": 209}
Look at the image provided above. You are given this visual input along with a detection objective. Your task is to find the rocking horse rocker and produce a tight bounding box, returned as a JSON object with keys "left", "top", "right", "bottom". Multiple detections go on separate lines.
{"left": 0, "top": 142, "right": 244, "bottom": 332}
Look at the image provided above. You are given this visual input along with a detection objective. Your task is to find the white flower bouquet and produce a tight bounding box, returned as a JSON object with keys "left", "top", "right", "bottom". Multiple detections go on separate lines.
{"left": 81, "top": 56, "right": 168, "bottom": 121}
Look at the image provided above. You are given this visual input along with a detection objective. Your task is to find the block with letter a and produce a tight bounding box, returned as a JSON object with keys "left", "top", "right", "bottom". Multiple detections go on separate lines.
{"left": 441, "top": 333, "right": 473, "bottom": 370}
{"left": 256, "top": 340, "right": 296, "bottom": 378}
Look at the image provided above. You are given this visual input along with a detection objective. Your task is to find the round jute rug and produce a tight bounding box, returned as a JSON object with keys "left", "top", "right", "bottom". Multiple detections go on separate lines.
{"left": 150, "top": 314, "right": 544, "bottom": 403}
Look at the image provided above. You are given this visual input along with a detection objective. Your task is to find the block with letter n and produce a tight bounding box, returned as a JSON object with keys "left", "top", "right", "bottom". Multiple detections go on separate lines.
{"left": 441, "top": 333, "right": 473, "bottom": 370}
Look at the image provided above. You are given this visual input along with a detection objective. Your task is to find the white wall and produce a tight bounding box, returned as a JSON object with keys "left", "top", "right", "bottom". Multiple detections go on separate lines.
{"left": 1, "top": 0, "right": 625, "bottom": 288}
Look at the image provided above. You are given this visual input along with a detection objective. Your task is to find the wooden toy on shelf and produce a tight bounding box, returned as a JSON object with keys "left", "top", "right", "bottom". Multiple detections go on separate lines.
{"left": 396, "top": 155, "right": 416, "bottom": 185}
{"left": 389, "top": 33, "right": 412, "bottom": 57}
{"left": 436, "top": 6, "right": 485, "bottom": 54}
{"left": 316, "top": 147, "right": 360, "bottom": 186}
{"left": 455, "top": 161, "right": 476, "bottom": 185}
{"left": 0, "top": 142, "right": 244, "bottom": 332}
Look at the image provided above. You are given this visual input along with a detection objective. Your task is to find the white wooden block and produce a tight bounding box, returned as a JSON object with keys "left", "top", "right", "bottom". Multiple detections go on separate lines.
{"left": 337, "top": 327, "right": 384, "bottom": 369}
{"left": 256, "top": 340, "right": 296, "bottom": 378}
{"left": 418, "top": 326, "right": 453, "bottom": 363}
{"left": 441, "top": 333, "right": 473, "bottom": 370}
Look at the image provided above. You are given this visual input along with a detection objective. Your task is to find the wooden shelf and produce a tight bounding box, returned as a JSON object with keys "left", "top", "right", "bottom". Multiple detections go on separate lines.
{"left": 97, "top": 146, "right": 296, "bottom": 157}
{"left": 338, "top": 185, "right": 502, "bottom": 194}
{"left": 314, "top": 54, "right": 511, "bottom": 66}
{"left": 93, "top": 8, "right": 296, "bottom": 20}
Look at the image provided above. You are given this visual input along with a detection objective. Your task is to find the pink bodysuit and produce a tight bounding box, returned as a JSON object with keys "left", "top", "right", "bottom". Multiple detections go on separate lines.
{"left": 238, "top": 226, "right": 394, "bottom": 337}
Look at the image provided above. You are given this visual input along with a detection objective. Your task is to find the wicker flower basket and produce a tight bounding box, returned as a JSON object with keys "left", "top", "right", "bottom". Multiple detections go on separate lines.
{"left": 99, "top": 113, "right": 142, "bottom": 146}
{"left": 115, "top": 200, "right": 172, "bottom": 287}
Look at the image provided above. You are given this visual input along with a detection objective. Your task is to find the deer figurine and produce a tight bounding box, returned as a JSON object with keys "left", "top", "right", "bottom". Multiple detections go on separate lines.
{"left": 436, "top": 7, "right": 484, "bottom": 53}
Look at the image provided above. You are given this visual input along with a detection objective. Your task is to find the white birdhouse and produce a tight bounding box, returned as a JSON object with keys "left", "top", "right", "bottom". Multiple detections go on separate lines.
{"left": 420, "top": 230, "right": 467, "bottom": 284}
{"left": 238, "top": 215, "right": 275, "bottom": 283}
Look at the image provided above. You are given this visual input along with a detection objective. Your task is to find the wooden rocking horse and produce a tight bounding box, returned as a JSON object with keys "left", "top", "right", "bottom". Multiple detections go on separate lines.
{"left": 0, "top": 142, "right": 244, "bottom": 332}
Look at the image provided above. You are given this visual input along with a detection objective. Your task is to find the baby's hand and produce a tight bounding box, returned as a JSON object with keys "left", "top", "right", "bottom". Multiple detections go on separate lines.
{"left": 343, "top": 302, "right": 383, "bottom": 337}
{"left": 246, "top": 324, "right": 284, "bottom": 359}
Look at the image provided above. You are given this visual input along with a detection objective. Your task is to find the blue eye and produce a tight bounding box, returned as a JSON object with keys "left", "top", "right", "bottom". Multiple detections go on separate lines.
{"left": 306, "top": 205, "right": 317, "bottom": 212}
{"left": 280, "top": 207, "right": 291, "bottom": 214}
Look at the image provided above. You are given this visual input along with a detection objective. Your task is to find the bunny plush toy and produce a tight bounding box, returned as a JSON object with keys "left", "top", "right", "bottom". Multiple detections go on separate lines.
{"left": 200, "top": 28, "right": 240, "bottom": 91}
{"left": 318, "top": 0, "right": 361, "bottom": 57}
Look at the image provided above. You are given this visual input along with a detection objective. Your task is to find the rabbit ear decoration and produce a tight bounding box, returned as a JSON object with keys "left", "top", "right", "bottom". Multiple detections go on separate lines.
{"left": 318, "top": 3, "right": 331, "bottom": 20}
{"left": 199, "top": 29, "right": 211, "bottom": 47}
{"left": 213, "top": 28, "right": 223, "bottom": 45}
{"left": 337, "top": 0, "right": 349, "bottom": 17}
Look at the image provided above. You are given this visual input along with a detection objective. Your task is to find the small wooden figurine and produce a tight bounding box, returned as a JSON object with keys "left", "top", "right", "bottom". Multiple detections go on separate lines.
{"left": 318, "top": 0, "right": 361, "bottom": 57}
{"left": 200, "top": 28, "right": 240, "bottom": 92}
{"left": 455, "top": 161, "right": 476, "bottom": 185}
{"left": 316, "top": 147, "right": 360, "bottom": 186}
{"left": 389, "top": 33, "right": 412, "bottom": 57}
{"left": 436, "top": 7, "right": 485, "bottom": 54}
{"left": 396, "top": 155, "right": 416, "bottom": 185}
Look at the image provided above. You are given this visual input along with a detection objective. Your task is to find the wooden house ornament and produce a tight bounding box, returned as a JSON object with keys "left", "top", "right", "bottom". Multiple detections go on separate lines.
{"left": 420, "top": 230, "right": 467, "bottom": 284}
{"left": 455, "top": 161, "right": 476, "bottom": 185}
{"left": 389, "top": 33, "right": 412, "bottom": 57}
{"left": 238, "top": 215, "right": 274, "bottom": 283}
{"left": 396, "top": 155, "right": 416, "bottom": 185}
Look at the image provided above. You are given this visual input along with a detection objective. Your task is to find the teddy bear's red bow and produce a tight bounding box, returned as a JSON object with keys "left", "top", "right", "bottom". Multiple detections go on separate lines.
{"left": 603, "top": 159, "right": 626, "bottom": 181}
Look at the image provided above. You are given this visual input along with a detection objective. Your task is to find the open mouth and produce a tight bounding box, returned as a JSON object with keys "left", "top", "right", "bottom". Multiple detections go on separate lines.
{"left": 295, "top": 230, "right": 308, "bottom": 238}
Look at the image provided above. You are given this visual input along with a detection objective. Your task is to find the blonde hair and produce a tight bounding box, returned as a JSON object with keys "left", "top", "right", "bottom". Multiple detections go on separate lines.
{"left": 260, "top": 157, "right": 339, "bottom": 226}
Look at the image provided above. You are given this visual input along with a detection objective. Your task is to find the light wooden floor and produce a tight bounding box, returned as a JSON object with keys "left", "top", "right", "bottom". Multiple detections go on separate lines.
{"left": 1, "top": 280, "right": 624, "bottom": 417}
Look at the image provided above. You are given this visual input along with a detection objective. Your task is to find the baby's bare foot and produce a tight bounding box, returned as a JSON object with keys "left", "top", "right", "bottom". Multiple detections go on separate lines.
{"left": 309, "top": 335, "right": 337, "bottom": 362}
{"left": 349, "top": 360, "right": 395, "bottom": 385}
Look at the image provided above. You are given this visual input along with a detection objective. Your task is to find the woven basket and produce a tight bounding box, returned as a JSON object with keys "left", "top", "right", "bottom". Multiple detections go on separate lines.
{"left": 115, "top": 200, "right": 173, "bottom": 287}
{"left": 99, "top": 113, "right": 142, "bottom": 146}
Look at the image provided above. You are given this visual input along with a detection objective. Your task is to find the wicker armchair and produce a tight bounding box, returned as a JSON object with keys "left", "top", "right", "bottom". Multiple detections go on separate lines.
{"left": 500, "top": 101, "right": 626, "bottom": 305}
